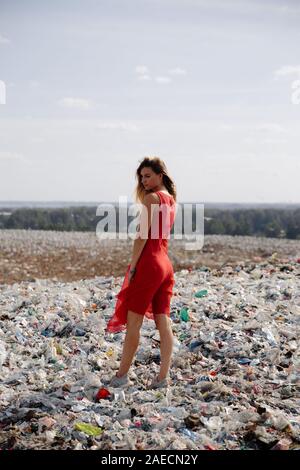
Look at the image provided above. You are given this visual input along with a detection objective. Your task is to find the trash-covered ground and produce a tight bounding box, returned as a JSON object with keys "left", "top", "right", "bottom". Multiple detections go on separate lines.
{"left": 0, "top": 241, "right": 299, "bottom": 449}
{"left": 1, "top": 229, "right": 300, "bottom": 284}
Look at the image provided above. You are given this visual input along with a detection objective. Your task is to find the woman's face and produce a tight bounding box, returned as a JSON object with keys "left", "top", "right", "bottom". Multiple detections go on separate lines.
{"left": 140, "top": 167, "right": 162, "bottom": 191}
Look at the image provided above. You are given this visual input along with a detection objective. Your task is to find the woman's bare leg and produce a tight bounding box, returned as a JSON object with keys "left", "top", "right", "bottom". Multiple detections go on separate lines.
{"left": 117, "top": 310, "right": 144, "bottom": 377}
{"left": 155, "top": 314, "right": 174, "bottom": 380}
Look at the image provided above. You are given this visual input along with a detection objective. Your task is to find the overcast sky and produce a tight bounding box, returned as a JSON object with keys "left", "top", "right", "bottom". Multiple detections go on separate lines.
{"left": 0, "top": 0, "right": 300, "bottom": 203}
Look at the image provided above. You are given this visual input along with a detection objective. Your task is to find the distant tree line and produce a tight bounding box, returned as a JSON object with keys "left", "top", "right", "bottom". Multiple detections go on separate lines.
{"left": 0, "top": 206, "right": 299, "bottom": 239}
{"left": 203, "top": 208, "right": 300, "bottom": 239}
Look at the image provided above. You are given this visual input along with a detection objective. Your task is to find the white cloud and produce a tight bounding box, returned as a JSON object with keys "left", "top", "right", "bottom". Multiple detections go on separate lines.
{"left": 218, "top": 123, "right": 234, "bottom": 131}
{"left": 167, "top": 0, "right": 300, "bottom": 14}
{"left": 29, "top": 80, "right": 40, "bottom": 89}
{"left": 218, "top": 122, "right": 292, "bottom": 135}
{"left": 137, "top": 74, "right": 151, "bottom": 81}
{"left": 243, "top": 137, "right": 255, "bottom": 144}
{"left": 256, "top": 123, "right": 287, "bottom": 134}
{"left": 274, "top": 65, "right": 300, "bottom": 80}
{"left": 263, "top": 138, "right": 287, "bottom": 144}
{"left": 58, "top": 97, "right": 91, "bottom": 109}
{"left": 135, "top": 66, "right": 185, "bottom": 83}
{"left": 0, "top": 80, "right": 6, "bottom": 104}
{"left": 0, "top": 151, "right": 30, "bottom": 163}
{"left": 0, "top": 34, "right": 10, "bottom": 44}
{"left": 135, "top": 65, "right": 149, "bottom": 75}
{"left": 135, "top": 65, "right": 152, "bottom": 81}
{"left": 168, "top": 67, "right": 187, "bottom": 76}
{"left": 29, "top": 137, "right": 45, "bottom": 144}
{"left": 95, "top": 121, "right": 139, "bottom": 132}
{"left": 292, "top": 79, "right": 300, "bottom": 89}
{"left": 155, "top": 76, "right": 172, "bottom": 84}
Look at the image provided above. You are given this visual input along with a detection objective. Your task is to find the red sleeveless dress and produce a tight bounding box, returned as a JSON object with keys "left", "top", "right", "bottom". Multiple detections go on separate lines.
{"left": 106, "top": 190, "right": 176, "bottom": 333}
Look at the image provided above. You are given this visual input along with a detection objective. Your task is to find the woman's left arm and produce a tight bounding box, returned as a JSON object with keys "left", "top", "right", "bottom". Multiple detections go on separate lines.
{"left": 129, "top": 193, "right": 158, "bottom": 270}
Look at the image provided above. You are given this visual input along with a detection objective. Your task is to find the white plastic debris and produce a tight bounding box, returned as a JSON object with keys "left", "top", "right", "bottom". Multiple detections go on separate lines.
{"left": 0, "top": 232, "right": 299, "bottom": 450}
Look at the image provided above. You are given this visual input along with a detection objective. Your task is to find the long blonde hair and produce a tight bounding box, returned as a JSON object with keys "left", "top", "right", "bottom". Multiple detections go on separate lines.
{"left": 134, "top": 156, "right": 177, "bottom": 203}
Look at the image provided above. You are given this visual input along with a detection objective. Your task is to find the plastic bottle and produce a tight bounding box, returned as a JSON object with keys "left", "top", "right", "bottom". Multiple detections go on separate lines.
{"left": 180, "top": 308, "right": 189, "bottom": 322}
{"left": 195, "top": 289, "right": 208, "bottom": 298}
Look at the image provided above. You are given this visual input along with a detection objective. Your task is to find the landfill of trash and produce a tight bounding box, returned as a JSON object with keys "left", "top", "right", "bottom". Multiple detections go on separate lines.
{"left": 1, "top": 228, "right": 300, "bottom": 284}
{"left": 0, "top": 235, "right": 300, "bottom": 449}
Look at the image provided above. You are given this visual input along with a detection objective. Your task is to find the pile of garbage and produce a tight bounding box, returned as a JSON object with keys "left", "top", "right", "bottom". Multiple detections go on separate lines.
{"left": 0, "top": 255, "right": 299, "bottom": 449}
{"left": 2, "top": 229, "right": 300, "bottom": 284}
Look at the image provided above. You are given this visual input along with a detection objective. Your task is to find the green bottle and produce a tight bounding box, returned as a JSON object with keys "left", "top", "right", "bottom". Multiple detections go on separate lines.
{"left": 195, "top": 289, "right": 208, "bottom": 298}
{"left": 180, "top": 308, "right": 189, "bottom": 322}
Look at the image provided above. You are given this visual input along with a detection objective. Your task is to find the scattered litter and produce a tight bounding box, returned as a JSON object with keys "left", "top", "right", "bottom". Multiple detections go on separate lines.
{"left": 0, "top": 235, "right": 299, "bottom": 450}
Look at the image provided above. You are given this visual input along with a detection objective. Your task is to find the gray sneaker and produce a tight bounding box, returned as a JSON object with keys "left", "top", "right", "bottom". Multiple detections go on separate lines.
{"left": 148, "top": 376, "right": 169, "bottom": 390}
{"left": 109, "top": 373, "right": 130, "bottom": 388}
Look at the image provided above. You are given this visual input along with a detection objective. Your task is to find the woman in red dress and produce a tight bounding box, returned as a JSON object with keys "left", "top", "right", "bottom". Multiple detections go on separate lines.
{"left": 106, "top": 157, "right": 177, "bottom": 389}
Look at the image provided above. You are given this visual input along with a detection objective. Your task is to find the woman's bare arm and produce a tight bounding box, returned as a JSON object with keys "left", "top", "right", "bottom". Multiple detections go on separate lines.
{"left": 130, "top": 193, "right": 159, "bottom": 269}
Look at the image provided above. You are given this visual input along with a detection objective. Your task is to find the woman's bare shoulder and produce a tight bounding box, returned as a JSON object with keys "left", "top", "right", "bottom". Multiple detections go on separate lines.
{"left": 143, "top": 192, "right": 160, "bottom": 204}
